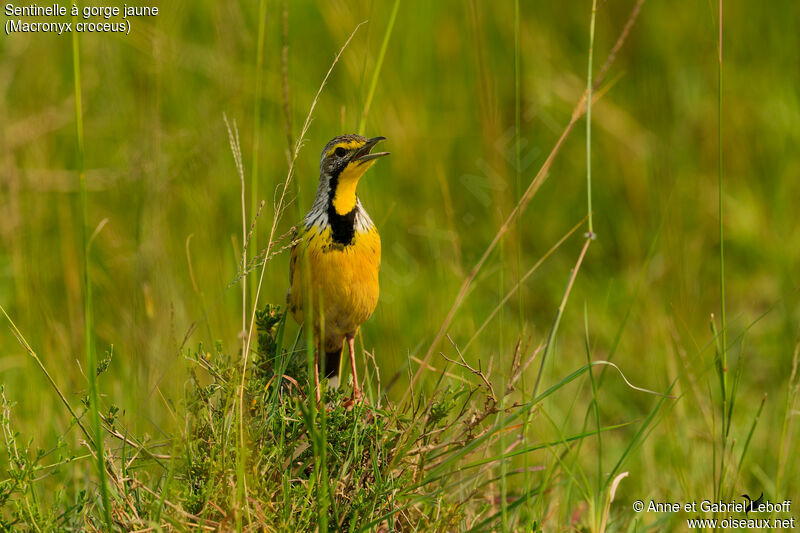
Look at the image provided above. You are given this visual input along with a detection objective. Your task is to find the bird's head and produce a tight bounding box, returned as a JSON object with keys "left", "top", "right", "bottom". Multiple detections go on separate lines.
{"left": 319, "top": 134, "right": 389, "bottom": 215}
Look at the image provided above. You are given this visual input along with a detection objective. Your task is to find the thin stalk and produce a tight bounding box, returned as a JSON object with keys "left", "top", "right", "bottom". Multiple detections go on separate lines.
{"left": 717, "top": 0, "right": 727, "bottom": 414}
{"left": 710, "top": 383, "right": 719, "bottom": 505}
{"left": 499, "top": 242, "right": 507, "bottom": 532}
{"left": 233, "top": 3, "right": 269, "bottom": 523}
{"left": 532, "top": 238, "right": 591, "bottom": 400}
{"left": 357, "top": 0, "right": 400, "bottom": 134}
{"left": 250, "top": 0, "right": 268, "bottom": 311}
{"left": 584, "top": 0, "right": 601, "bottom": 520}
{"left": 0, "top": 304, "right": 92, "bottom": 444}
{"left": 531, "top": 0, "right": 598, "bottom": 401}
{"left": 733, "top": 393, "right": 766, "bottom": 487}
{"left": 280, "top": 0, "right": 300, "bottom": 219}
{"left": 586, "top": 0, "right": 597, "bottom": 236}
{"left": 584, "top": 303, "right": 602, "bottom": 527}
{"left": 224, "top": 114, "right": 250, "bottom": 530}
{"left": 72, "top": 24, "right": 112, "bottom": 529}
{"left": 717, "top": 2, "right": 726, "bottom": 368}
{"left": 716, "top": 0, "right": 729, "bottom": 502}
{"left": 514, "top": 0, "right": 523, "bottom": 324}
{"left": 513, "top": 0, "right": 531, "bottom": 524}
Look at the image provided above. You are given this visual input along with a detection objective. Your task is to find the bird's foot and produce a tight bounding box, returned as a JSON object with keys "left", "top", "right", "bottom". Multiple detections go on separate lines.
{"left": 343, "top": 388, "right": 366, "bottom": 410}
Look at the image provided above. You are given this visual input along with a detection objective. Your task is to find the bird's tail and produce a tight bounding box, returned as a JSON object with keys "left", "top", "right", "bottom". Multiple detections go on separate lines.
{"left": 324, "top": 347, "right": 341, "bottom": 379}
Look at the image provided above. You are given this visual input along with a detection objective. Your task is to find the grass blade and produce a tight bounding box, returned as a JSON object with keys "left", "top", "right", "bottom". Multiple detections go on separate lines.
{"left": 358, "top": 0, "right": 400, "bottom": 134}
{"left": 72, "top": 20, "right": 112, "bottom": 530}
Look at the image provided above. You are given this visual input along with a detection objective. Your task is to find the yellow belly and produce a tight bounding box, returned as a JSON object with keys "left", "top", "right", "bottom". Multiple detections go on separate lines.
{"left": 288, "top": 224, "right": 380, "bottom": 352}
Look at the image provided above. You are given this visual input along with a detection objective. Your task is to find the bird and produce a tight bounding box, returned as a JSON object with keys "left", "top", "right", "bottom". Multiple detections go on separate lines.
{"left": 287, "top": 134, "right": 388, "bottom": 404}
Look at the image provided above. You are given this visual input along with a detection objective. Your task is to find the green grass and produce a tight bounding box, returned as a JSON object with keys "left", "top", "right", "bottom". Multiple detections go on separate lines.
{"left": 71, "top": 22, "right": 112, "bottom": 530}
{"left": 2, "top": 0, "right": 800, "bottom": 530}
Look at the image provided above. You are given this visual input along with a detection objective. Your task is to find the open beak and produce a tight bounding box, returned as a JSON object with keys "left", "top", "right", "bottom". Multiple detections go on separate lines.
{"left": 353, "top": 136, "right": 390, "bottom": 163}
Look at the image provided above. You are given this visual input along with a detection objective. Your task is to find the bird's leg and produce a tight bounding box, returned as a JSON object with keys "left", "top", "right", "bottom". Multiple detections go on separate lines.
{"left": 314, "top": 348, "right": 322, "bottom": 404}
{"left": 347, "top": 335, "right": 362, "bottom": 402}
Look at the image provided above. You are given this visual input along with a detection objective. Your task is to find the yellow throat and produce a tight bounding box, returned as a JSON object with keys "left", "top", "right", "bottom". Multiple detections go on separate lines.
{"left": 331, "top": 159, "right": 376, "bottom": 215}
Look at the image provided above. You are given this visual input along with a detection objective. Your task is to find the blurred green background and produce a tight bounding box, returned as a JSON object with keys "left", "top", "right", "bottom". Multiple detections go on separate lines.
{"left": 1, "top": 0, "right": 799, "bottom": 524}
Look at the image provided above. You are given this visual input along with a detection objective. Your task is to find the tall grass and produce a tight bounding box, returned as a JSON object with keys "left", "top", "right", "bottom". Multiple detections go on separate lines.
{"left": 250, "top": 0, "right": 268, "bottom": 312}
{"left": 512, "top": 0, "right": 531, "bottom": 523}
{"left": 357, "top": 0, "right": 400, "bottom": 135}
{"left": 713, "top": 0, "right": 727, "bottom": 505}
{"left": 71, "top": 21, "right": 111, "bottom": 530}
{"left": 583, "top": 0, "right": 602, "bottom": 527}
{"left": 223, "top": 113, "right": 250, "bottom": 529}
{"left": 713, "top": 0, "right": 734, "bottom": 509}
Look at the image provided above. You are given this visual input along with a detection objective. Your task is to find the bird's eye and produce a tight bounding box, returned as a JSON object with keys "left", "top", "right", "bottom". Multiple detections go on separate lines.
{"left": 334, "top": 147, "right": 347, "bottom": 158}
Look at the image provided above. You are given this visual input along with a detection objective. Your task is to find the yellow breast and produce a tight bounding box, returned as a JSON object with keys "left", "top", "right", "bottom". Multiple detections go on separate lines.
{"left": 288, "top": 223, "right": 381, "bottom": 347}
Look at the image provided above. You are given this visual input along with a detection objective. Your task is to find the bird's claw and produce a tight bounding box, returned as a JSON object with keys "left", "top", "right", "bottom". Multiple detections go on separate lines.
{"left": 343, "top": 388, "right": 366, "bottom": 410}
